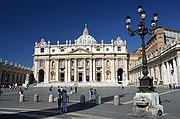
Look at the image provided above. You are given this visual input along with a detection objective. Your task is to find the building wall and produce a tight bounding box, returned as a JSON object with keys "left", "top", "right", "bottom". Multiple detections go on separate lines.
{"left": 129, "top": 27, "right": 180, "bottom": 86}
{"left": 33, "top": 27, "right": 129, "bottom": 86}
{"left": 0, "top": 59, "right": 31, "bottom": 87}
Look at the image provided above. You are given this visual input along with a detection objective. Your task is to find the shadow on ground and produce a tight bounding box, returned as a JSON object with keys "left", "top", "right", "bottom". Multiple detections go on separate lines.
{"left": 0, "top": 93, "right": 130, "bottom": 119}
{"left": 101, "top": 93, "right": 130, "bottom": 103}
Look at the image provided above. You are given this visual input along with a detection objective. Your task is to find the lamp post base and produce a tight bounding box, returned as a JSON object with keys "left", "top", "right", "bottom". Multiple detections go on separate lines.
{"left": 133, "top": 92, "right": 164, "bottom": 116}
{"left": 138, "top": 76, "right": 156, "bottom": 92}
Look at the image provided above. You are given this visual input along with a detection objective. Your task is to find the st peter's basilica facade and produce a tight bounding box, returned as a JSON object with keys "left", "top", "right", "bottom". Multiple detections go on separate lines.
{"left": 33, "top": 26, "right": 129, "bottom": 86}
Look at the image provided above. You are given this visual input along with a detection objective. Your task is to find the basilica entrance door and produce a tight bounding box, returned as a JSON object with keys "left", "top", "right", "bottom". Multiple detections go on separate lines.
{"left": 97, "top": 73, "right": 101, "bottom": 82}
{"left": 78, "top": 73, "right": 82, "bottom": 82}
{"left": 117, "top": 68, "right": 123, "bottom": 84}
{"left": 86, "top": 76, "right": 89, "bottom": 82}
{"left": 60, "top": 73, "right": 64, "bottom": 82}
{"left": 39, "top": 69, "right": 44, "bottom": 83}
{"left": 71, "top": 76, "right": 74, "bottom": 82}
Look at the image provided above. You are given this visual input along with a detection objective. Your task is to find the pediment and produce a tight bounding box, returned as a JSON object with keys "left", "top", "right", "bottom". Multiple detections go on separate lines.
{"left": 68, "top": 48, "right": 92, "bottom": 54}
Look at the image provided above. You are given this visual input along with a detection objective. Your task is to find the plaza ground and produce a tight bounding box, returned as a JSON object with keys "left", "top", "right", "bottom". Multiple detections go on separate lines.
{"left": 0, "top": 84, "right": 180, "bottom": 119}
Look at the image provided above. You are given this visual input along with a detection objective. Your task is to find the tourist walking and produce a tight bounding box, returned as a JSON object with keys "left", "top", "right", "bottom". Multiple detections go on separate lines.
{"left": 75, "top": 86, "right": 78, "bottom": 93}
{"left": 62, "top": 89, "right": 68, "bottom": 113}
{"left": 57, "top": 88, "right": 62, "bottom": 112}
{"left": 49, "top": 85, "right": 53, "bottom": 95}
{"left": 89, "top": 88, "right": 93, "bottom": 101}
{"left": 25, "top": 83, "right": 29, "bottom": 90}
{"left": 93, "top": 89, "right": 97, "bottom": 101}
{"left": 19, "top": 87, "right": 24, "bottom": 95}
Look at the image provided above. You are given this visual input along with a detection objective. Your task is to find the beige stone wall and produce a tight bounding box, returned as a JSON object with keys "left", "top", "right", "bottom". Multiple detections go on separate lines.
{"left": 0, "top": 62, "right": 31, "bottom": 87}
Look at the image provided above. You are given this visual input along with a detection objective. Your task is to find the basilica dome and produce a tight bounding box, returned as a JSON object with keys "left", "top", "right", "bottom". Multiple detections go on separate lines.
{"left": 76, "top": 25, "right": 97, "bottom": 45}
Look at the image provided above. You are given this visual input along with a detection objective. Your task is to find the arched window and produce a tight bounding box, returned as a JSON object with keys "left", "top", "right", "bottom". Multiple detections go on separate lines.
{"left": 106, "top": 70, "right": 111, "bottom": 79}
{"left": 51, "top": 71, "right": 55, "bottom": 80}
{"left": 107, "top": 60, "right": 110, "bottom": 66}
{"left": 71, "top": 60, "right": 74, "bottom": 67}
{"left": 86, "top": 60, "right": 89, "bottom": 66}
{"left": 52, "top": 61, "right": 55, "bottom": 67}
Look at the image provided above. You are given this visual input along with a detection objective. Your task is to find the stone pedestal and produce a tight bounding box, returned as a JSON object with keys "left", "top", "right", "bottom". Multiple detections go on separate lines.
{"left": 34, "top": 94, "right": 39, "bottom": 102}
{"left": 114, "top": 95, "right": 120, "bottom": 106}
{"left": 48, "top": 94, "right": 54, "bottom": 103}
{"left": 133, "top": 92, "right": 163, "bottom": 116}
{"left": 80, "top": 95, "right": 85, "bottom": 104}
{"left": 19, "top": 94, "right": 24, "bottom": 102}
{"left": 96, "top": 95, "right": 101, "bottom": 105}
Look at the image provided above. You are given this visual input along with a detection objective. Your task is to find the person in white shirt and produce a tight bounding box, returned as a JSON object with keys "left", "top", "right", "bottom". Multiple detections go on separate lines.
{"left": 89, "top": 88, "right": 93, "bottom": 101}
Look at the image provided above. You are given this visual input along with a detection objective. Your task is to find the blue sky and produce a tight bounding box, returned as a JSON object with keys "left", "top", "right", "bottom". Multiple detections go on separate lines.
{"left": 0, "top": 0, "right": 180, "bottom": 67}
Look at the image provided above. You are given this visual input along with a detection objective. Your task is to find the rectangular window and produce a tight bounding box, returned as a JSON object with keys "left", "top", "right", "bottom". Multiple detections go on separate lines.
{"left": 40, "top": 48, "right": 44, "bottom": 53}
{"left": 117, "top": 47, "right": 121, "bottom": 51}
{"left": 96, "top": 48, "right": 100, "bottom": 51}
{"left": 118, "top": 59, "right": 122, "bottom": 65}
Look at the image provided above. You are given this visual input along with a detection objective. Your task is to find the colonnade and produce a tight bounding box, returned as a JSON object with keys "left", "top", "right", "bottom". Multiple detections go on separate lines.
{"left": 129, "top": 57, "right": 180, "bottom": 85}
{"left": 0, "top": 67, "right": 30, "bottom": 86}
{"left": 35, "top": 57, "right": 128, "bottom": 85}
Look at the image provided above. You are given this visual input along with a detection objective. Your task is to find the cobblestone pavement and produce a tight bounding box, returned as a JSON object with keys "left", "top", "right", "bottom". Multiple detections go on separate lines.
{"left": 0, "top": 85, "right": 180, "bottom": 119}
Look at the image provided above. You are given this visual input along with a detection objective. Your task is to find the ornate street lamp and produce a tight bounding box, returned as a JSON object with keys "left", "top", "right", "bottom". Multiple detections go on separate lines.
{"left": 126, "top": 5, "right": 158, "bottom": 92}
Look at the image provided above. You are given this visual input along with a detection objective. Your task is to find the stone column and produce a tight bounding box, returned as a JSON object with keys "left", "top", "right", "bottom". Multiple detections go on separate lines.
{"left": 83, "top": 58, "right": 86, "bottom": 82}
{"left": 89, "top": 58, "right": 93, "bottom": 82}
{"left": 152, "top": 67, "right": 155, "bottom": 79}
{"left": 176, "top": 52, "right": 180, "bottom": 85}
{"left": 65, "top": 59, "right": 68, "bottom": 82}
{"left": 56, "top": 59, "right": 59, "bottom": 82}
{"left": 45, "top": 59, "right": 50, "bottom": 83}
{"left": 74, "top": 59, "right": 77, "bottom": 82}
{"left": 102, "top": 58, "right": 105, "bottom": 82}
{"left": 167, "top": 62, "right": 171, "bottom": 84}
{"left": 93, "top": 58, "right": 96, "bottom": 82}
{"left": 9, "top": 72, "right": 12, "bottom": 84}
{"left": 34, "top": 60, "right": 38, "bottom": 82}
{"left": 68, "top": 59, "right": 71, "bottom": 82}
{"left": 173, "top": 58, "right": 178, "bottom": 84}
{"left": 124, "top": 58, "right": 128, "bottom": 85}
{"left": 111, "top": 59, "right": 115, "bottom": 82}
{"left": 162, "top": 62, "right": 167, "bottom": 85}
{"left": 157, "top": 65, "right": 161, "bottom": 82}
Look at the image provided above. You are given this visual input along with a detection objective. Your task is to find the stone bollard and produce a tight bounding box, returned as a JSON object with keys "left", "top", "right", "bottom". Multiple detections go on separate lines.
{"left": 80, "top": 95, "right": 85, "bottom": 104}
{"left": 49, "top": 94, "right": 54, "bottom": 103}
{"left": 19, "top": 94, "right": 24, "bottom": 102}
{"left": 114, "top": 95, "right": 120, "bottom": 106}
{"left": 34, "top": 94, "right": 39, "bottom": 102}
{"left": 96, "top": 95, "right": 101, "bottom": 105}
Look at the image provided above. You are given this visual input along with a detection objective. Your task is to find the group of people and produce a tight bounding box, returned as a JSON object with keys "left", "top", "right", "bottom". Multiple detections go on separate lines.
{"left": 49, "top": 86, "right": 68, "bottom": 113}
{"left": 1, "top": 83, "right": 18, "bottom": 90}
{"left": 0, "top": 85, "right": 24, "bottom": 98}
{"left": 89, "top": 88, "right": 97, "bottom": 101}
{"left": 169, "top": 83, "right": 177, "bottom": 89}
{"left": 57, "top": 86, "right": 68, "bottom": 113}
